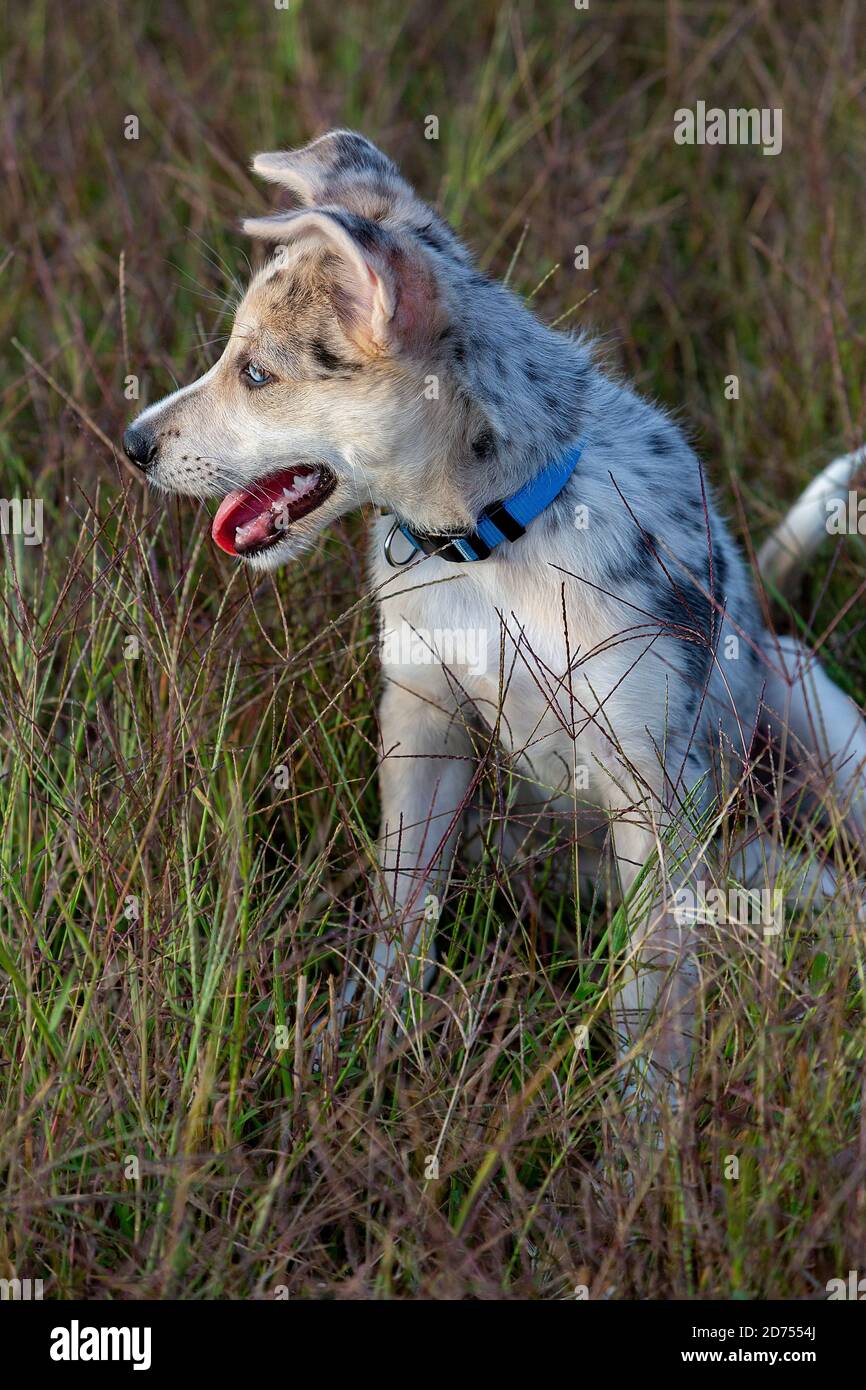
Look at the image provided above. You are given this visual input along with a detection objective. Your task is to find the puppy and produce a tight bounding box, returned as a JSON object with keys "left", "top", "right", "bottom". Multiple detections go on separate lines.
{"left": 123, "top": 130, "right": 866, "bottom": 1117}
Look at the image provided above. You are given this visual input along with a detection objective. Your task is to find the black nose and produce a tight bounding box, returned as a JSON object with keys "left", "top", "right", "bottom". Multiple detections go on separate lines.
{"left": 122, "top": 423, "right": 158, "bottom": 471}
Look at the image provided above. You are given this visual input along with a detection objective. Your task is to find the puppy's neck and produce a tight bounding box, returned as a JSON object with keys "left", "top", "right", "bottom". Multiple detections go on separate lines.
{"left": 442, "top": 274, "right": 594, "bottom": 514}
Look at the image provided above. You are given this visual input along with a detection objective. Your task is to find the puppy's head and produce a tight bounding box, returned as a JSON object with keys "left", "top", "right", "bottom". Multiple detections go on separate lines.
{"left": 123, "top": 131, "right": 482, "bottom": 569}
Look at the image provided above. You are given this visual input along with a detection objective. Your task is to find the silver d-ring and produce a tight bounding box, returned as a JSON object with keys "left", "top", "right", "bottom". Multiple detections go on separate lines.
{"left": 383, "top": 519, "right": 416, "bottom": 568}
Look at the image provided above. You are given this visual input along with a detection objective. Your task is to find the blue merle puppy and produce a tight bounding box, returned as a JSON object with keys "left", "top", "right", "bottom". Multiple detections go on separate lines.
{"left": 123, "top": 131, "right": 866, "bottom": 1118}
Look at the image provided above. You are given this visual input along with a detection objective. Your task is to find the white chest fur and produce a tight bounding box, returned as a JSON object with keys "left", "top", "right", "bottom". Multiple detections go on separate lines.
{"left": 369, "top": 514, "right": 674, "bottom": 807}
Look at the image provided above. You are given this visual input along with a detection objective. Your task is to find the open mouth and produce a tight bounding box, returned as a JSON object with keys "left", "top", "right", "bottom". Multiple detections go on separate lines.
{"left": 211, "top": 465, "right": 337, "bottom": 556}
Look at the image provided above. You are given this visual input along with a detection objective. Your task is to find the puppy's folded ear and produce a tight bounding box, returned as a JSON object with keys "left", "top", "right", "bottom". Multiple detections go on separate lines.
{"left": 251, "top": 129, "right": 472, "bottom": 268}
{"left": 242, "top": 207, "right": 446, "bottom": 355}
{"left": 251, "top": 130, "right": 415, "bottom": 218}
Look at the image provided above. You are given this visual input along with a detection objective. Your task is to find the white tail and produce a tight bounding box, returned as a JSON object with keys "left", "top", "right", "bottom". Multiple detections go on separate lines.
{"left": 757, "top": 444, "right": 866, "bottom": 593}
{"left": 755, "top": 445, "right": 866, "bottom": 843}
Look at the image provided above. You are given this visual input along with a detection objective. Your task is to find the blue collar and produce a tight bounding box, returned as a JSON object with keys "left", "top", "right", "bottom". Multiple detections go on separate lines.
{"left": 383, "top": 437, "right": 585, "bottom": 566}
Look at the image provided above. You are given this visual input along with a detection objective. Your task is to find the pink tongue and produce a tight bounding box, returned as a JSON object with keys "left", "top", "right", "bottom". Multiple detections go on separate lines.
{"left": 211, "top": 466, "right": 320, "bottom": 555}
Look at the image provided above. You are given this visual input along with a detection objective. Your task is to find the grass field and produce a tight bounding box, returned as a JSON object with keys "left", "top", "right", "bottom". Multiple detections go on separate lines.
{"left": 2, "top": 0, "right": 866, "bottom": 1299}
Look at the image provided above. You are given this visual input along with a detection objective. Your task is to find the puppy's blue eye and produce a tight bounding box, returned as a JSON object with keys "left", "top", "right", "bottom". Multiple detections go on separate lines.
{"left": 243, "top": 361, "right": 271, "bottom": 386}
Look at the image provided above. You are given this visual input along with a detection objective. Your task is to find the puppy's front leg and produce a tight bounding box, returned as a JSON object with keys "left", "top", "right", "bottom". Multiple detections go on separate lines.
{"left": 609, "top": 773, "right": 711, "bottom": 1124}
{"left": 371, "top": 680, "right": 473, "bottom": 998}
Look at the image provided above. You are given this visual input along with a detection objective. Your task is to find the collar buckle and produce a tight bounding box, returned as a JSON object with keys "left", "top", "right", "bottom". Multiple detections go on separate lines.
{"left": 383, "top": 519, "right": 416, "bottom": 568}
